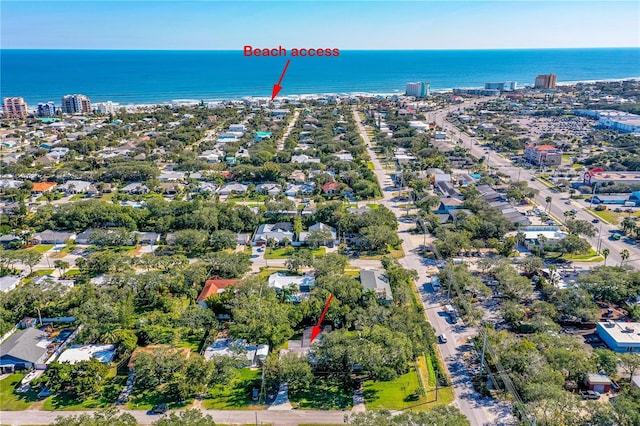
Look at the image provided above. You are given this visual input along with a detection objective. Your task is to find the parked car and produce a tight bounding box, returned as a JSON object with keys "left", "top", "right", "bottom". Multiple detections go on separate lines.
{"left": 438, "top": 334, "right": 448, "bottom": 343}
{"left": 592, "top": 219, "right": 600, "bottom": 224}
{"left": 150, "top": 404, "right": 169, "bottom": 414}
{"left": 581, "top": 390, "right": 601, "bottom": 400}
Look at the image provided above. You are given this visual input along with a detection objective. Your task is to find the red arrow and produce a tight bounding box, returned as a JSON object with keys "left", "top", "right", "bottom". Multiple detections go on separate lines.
{"left": 271, "top": 59, "right": 290, "bottom": 101}
{"left": 310, "top": 294, "right": 333, "bottom": 343}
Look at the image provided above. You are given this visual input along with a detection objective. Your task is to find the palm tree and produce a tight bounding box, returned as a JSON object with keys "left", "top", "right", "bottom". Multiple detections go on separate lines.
{"left": 620, "top": 249, "right": 630, "bottom": 266}
{"left": 622, "top": 217, "right": 634, "bottom": 234}
{"left": 545, "top": 196, "right": 552, "bottom": 213}
{"left": 538, "top": 234, "right": 548, "bottom": 255}
{"left": 602, "top": 248, "right": 610, "bottom": 266}
{"left": 53, "top": 260, "right": 69, "bottom": 277}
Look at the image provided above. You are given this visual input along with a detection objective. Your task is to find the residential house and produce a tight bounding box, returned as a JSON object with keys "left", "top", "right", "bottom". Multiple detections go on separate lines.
{"left": 203, "top": 339, "right": 269, "bottom": 367}
{"left": 360, "top": 270, "right": 393, "bottom": 305}
{"left": 236, "top": 233, "right": 251, "bottom": 246}
{"left": 158, "top": 171, "right": 186, "bottom": 182}
{"left": 33, "top": 230, "right": 76, "bottom": 245}
{"left": 136, "top": 232, "right": 161, "bottom": 245}
{"left": 0, "top": 275, "right": 20, "bottom": 293}
{"left": 158, "top": 182, "right": 185, "bottom": 195}
{"left": 291, "top": 154, "right": 321, "bottom": 164}
{"left": 253, "top": 223, "right": 295, "bottom": 246}
{"left": 57, "top": 344, "right": 115, "bottom": 365}
{"left": 435, "top": 181, "right": 462, "bottom": 198}
{"left": 198, "top": 150, "right": 222, "bottom": 163}
{"left": 0, "top": 234, "right": 22, "bottom": 248}
{"left": 74, "top": 229, "right": 95, "bottom": 245}
{"left": 284, "top": 183, "right": 314, "bottom": 197}
{"left": 632, "top": 375, "right": 640, "bottom": 391}
{"left": 0, "top": 179, "right": 23, "bottom": 190}
{"left": 196, "top": 277, "right": 238, "bottom": 308}
{"left": 435, "top": 198, "right": 464, "bottom": 213}
{"left": 520, "top": 227, "right": 567, "bottom": 251}
{"left": 120, "top": 183, "right": 149, "bottom": 195}
{"left": 322, "top": 181, "right": 340, "bottom": 194}
{"left": 60, "top": 180, "right": 92, "bottom": 195}
{"left": 268, "top": 273, "right": 315, "bottom": 292}
{"left": 334, "top": 151, "right": 354, "bottom": 162}
{"left": 33, "top": 154, "right": 59, "bottom": 167}
{"left": 198, "top": 182, "right": 218, "bottom": 193}
{"left": 0, "top": 328, "right": 50, "bottom": 372}
{"left": 289, "top": 170, "right": 306, "bottom": 182}
{"left": 31, "top": 182, "right": 56, "bottom": 194}
{"left": 257, "top": 182, "right": 281, "bottom": 196}
{"left": 219, "top": 182, "right": 248, "bottom": 195}
{"left": 299, "top": 223, "right": 338, "bottom": 246}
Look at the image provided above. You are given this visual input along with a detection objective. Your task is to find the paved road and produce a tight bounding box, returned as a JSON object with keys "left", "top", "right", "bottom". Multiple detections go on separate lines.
{"left": 432, "top": 107, "right": 640, "bottom": 269}
{"left": 0, "top": 408, "right": 350, "bottom": 426}
{"left": 354, "top": 108, "right": 512, "bottom": 426}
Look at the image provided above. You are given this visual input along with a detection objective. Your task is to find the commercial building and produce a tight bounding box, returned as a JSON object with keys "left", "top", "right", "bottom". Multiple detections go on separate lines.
{"left": 575, "top": 110, "right": 640, "bottom": 133}
{"left": 406, "top": 82, "right": 431, "bottom": 98}
{"left": 596, "top": 321, "right": 640, "bottom": 353}
{"left": 484, "top": 82, "right": 517, "bottom": 92}
{"left": 61, "top": 94, "right": 91, "bottom": 114}
{"left": 582, "top": 169, "right": 640, "bottom": 186}
{"left": 534, "top": 74, "right": 557, "bottom": 89}
{"left": 94, "top": 101, "right": 117, "bottom": 114}
{"left": 452, "top": 88, "right": 500, "bottom": 96}
{"left": 2, "top": 97, "right": 28, "bottom": 118}
{"left": 37, "top": 102, "right": 57, "bottom": 117}
{"left": 524, "top": 144, "right": 562, "bottom": 166}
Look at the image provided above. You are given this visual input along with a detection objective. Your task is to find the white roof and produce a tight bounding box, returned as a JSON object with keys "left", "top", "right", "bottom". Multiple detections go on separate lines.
{"left": 523, "top": 230, "right": 567, "bottom": 240}
{"left": 598, "top": 321, "right": 640, "bottom": 346}
{"left": 0, "top": 275, "right": 20, "bottom": 293}
{"left": 268, "top": 273, "right": 315, "bottom": 290}
{"left": 57, "top": 344, "right": 115, "bottom": 364}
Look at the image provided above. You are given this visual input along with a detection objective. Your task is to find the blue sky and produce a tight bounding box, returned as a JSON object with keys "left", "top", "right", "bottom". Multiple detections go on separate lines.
{"left": 2, "top": 1, "right": 639, "bottom": 50}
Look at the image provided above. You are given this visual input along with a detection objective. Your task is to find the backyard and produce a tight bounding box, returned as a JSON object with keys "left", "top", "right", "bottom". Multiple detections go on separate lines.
{"left": 203, "top": 368, "right": 262, "bottom": 410}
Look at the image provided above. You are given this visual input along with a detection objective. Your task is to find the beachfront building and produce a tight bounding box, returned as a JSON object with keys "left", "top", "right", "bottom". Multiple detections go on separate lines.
{"left": 524, "top": 144, "right": 562, "bottom": 166}
{"left": 37, "top": 102, "right": 57, "bottom": 117}
{"left": 484, "top": 82, "right": 517, "bottom": 92}
{"left": 2, "top": 97, "right": 28, "bottom": 118}
{"left": 61, "top": 94, "right": 91, "bottom": 114}
{"left": 534, "top": 74, "right": 557, "bottom": 89}
{"left": 406, "top": 82, "right": 431, "bottom": 98}
{"left": 94, "top": 101, "right": 117, "bottom": 114}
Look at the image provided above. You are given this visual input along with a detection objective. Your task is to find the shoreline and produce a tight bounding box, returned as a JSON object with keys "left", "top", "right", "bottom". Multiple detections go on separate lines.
{"left": 89, "top": 76, "right": 640, "bottom": 107}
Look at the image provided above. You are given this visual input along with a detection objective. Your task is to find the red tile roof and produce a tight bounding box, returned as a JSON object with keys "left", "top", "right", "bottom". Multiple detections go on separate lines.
{"left": 322, "top": 181, "right": 339, "bottom": 192}
{"left": 528, "top": 144, "right": 557, "bottom": 151}
{"left": 32, "top": 182, "right": 56, "bottom": 192}
{"left": 197, "top": 277, "right": 238, "bottom": 303}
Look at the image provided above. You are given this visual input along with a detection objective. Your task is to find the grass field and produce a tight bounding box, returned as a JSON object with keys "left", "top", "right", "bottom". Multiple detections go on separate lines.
{"left": 289, "top": 376, "right": 353, "bottom": 410}
{"left": 358, "top": 245, "right": 404, "bottom": 260}
{"left": 203, "top": 368, "right": 262, "bottom": 410}
{"left": 264, "top": 247, "right": 326, "bottom": 260}
{"left": 364, "top": 362, "right": 454, "bottom": 411}
{"left": 589, "top": 208, "right": 640, "bottom": 225}
{"left": 28, "top": 244, "right": 54, "bottom": 253}
{"left": 0, "top": 374, "right": 37, "bottom": 410}
{"left": 545, "top": 247, "right": 604, "bottom": 262}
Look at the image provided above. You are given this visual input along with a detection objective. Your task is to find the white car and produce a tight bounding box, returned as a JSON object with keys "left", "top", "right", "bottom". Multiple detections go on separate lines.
{"left": 438, "top": 334, "right": 448, "bottom": 343}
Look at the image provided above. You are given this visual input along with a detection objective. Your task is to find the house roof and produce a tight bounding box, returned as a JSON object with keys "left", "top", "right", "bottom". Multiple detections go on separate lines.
{"left": 586, "top": 373, "right": 612, "bottom": 385}
{"left": 197, "top": 278, "right": 238, "bottom": 303}
{"left": 268, "top": 273, "right": 315, "bottom": 290}
{"left": 31, "top": 182, "right": 56, "bottom": 192}
{"left": 128, "top": 345, "right": 190, "bottom": 368}
{"left": 0, "top": 327, "right": 49, "bottom": 364}
{"left": 322, "top": 181, "right": 339, "bottom": 192}
{"left": 360, "top": 270, "right": 393, "bottom": 301}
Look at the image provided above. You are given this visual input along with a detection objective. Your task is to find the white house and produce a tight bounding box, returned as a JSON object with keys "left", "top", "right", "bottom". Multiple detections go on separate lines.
{"left": 291, "top": 154, "right": 321, "bottom": 164}
{"left": 218, "top": 182, "right": 248, "bottom": 195}
{"left": 268, "top": 273, "right": 315, "bottom": 291}
{"left": 60, "top": 180, "right": 92, "bottom": 194}
{"left": 257, "top": 182, "right": 281, "bottom": 196}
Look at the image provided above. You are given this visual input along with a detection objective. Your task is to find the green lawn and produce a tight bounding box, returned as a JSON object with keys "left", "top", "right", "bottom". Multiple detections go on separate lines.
{"left": 43, "top": 368, "right": 125, "bottom": 411}
{"left": 589, "top": 208, "right": 640, "bottom": 225}
{"left": 289, "top": 376, "right": 353, "bottom": 410}
{"left": 545, "top": 248, "right": 604, "bottom": 262}
{"left": 364, "top": 365, "right": 454, "bottom": 411}
{"left": 62, "top": 269, "right": 81, "bottom": 277}
{"left": 264, "top": 247, "right": 326, "bottom": 260}
{"left": 49, "top": 245, "right": 75, "bottom": 259}
{"left": 28, "top": 244, "right": 54, "bottom": 253}
{"left": 358, "top": 245, "right": 404, "bottom": 261}
{"left": 0, "top": 374, "right": 38, "bottom": 410}
{"left": 203, "top": 368, "right": 262, "bottom": 410}
{"left": 257, "top": 266, "right": 288, "bottom": 279}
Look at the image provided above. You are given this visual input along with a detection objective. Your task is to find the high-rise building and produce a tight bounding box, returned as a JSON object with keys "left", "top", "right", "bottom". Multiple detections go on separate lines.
{"left": 2, "top": 97, "right": 28, "bottom": 118}
{"left": 94, "top": 101, "right": 117, "bottom": 114}
{"left": 37, "top": 102, "right": 57, "bottom": 117}
{"left": 484, "top": 81, "right": 517, "bottom": 92}
{"left": 534, "top": 74, "right": 557, "bottom": 89}
{"left": 61, "top": 94, "right": 91, "bottom": 114}
{"left": 406, "top": 82, "right": 431, "bottom": 98}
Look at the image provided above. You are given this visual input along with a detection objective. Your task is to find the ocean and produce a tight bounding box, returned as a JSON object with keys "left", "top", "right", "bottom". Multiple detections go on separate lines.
{"left": 1, "top": 48, "right": 639, "bottom": 105}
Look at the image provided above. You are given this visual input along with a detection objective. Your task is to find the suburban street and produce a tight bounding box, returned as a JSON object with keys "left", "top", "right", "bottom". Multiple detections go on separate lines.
{"left": 0, "top": 408, "right": 350, "bottom": 426}
{"left": 431, "top": 106, "right": 640, "bottom": 269}
{"left": 354, "top": 107, "right": 513, "bottom": 426}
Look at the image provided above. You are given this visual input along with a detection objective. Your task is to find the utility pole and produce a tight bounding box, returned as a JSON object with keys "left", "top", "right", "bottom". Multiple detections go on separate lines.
{"left": 479, "top": 329, "right": 488, "bottom": 377}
